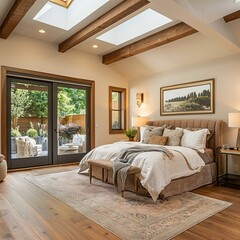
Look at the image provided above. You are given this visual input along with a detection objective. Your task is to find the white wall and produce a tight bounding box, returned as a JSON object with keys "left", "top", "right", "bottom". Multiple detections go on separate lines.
{"left": 129, "top": 54, "right": 240, "bottom": 174}
{"left": 0, "top": 34, "right": 128, "bottom": 148}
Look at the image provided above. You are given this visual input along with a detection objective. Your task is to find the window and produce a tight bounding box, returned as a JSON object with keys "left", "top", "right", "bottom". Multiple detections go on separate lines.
{"left": 109, "top": 86, "right": 126, "bottom": 134}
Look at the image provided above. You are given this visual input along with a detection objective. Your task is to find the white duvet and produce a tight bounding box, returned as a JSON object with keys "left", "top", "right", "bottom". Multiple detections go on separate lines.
{"left": 78, "top": 142, "right": 205, "bottom": 201}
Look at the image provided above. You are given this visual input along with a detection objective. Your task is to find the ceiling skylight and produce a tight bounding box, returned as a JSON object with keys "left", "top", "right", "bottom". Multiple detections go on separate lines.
{"left": 49, "top": 0, "right": 73, "bottom": 8}
{"left": 33, "top": 0, "right": 109, "bottom": 31}
{"left": 97, "top": 8, "right": 173, "bottom": 46}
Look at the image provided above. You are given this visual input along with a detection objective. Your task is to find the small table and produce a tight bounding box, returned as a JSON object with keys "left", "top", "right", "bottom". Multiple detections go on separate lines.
{"left": 216, "top": 148, "right": 240, "bottom": 188}
{"left": 59, "top": 143, "right": 83, "bottom": 153}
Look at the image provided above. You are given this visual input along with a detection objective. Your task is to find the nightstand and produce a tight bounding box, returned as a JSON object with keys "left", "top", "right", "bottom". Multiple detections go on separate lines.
{"left": 216, "top": 148, "right": 240, "bottom": 189}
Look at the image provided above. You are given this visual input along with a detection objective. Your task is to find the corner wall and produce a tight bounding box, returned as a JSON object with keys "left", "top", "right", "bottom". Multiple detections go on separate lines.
{"left": 0, "top": 34, "right": 128, "bottom": 149}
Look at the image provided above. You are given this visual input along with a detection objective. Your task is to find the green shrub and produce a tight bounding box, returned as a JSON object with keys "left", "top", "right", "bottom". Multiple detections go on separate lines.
{"left": 26, "top": 122, "right": 38, "bottom": 138}
{"left": 11, "top": 126, "right": 22, "bottom": 137}
{"left": 26, "top": 128, "right": 38, "bottom": 138}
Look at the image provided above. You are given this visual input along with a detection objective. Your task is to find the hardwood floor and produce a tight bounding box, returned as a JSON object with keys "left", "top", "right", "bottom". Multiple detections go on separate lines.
{"left": 0, "top": 165, "right": 239, "bottom": 240}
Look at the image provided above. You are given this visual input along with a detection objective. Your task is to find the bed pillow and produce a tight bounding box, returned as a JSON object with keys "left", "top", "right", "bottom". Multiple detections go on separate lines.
{"left": 148, "top": 135, "right": 168, "bottom": 145}
{"left": 141, "top": 125, "right": 165, "bottom": 143}
{"left": 177, "top": 128, "right": 209, "bottom": 153}
{"left": 183, "top": 127, "right": 214, "bottom": 142}
{"left": 163, "top": 128, "right": 183, "bottom": 146}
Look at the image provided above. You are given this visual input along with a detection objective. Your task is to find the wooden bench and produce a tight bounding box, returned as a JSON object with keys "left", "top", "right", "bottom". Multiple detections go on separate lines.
{"left": 88, "top": 159, "right": 141, "bottom": 197}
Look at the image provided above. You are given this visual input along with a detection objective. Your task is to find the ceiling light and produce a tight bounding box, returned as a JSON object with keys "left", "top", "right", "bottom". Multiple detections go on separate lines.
{"left": 235, "top": 0, "right": 240, "bottom": 3}
{"left": 92, "top": 45, "right": 98, "bottom": 48}
{"left": 39, "top": 29, "right": 46, "bottom": 33}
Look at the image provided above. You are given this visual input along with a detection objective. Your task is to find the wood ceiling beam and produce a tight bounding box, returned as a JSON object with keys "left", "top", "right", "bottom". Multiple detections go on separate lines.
{"left": 102, "top": 22, "right": 197, "bottom": 65}
{"left": 58, "top": 0, "right": 150, "bottom": 53}
{"left": 223, "top": 10, "right": 240, "bottom": 23}
{"left": 0, "top": 0, "right": 36, "bottom": 39}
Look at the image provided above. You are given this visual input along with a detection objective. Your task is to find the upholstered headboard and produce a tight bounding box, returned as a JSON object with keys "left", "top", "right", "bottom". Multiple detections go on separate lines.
{"left": 146, "top": 119, "right": 223, "bottom": 153}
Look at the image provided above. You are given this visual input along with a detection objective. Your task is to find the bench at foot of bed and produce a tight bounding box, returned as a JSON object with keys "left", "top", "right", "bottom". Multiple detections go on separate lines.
{"left": 88, "top": 159, "right": 141, "bottom": 197}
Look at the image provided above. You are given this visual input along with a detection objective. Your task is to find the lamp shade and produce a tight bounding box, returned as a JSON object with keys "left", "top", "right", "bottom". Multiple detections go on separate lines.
{"left": 228, "top": 113, "right": 240, "bottom": 128}
{"left": 132, "top": 117, "right": 147, "bottom": 127}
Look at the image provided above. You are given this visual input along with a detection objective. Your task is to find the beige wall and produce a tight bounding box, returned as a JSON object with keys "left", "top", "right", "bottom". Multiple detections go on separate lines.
{"left": 129, "top": 54, "right": 240, "bottom": 174}
{"left": 0, "top": 34, "right": 128, "bottom": 148}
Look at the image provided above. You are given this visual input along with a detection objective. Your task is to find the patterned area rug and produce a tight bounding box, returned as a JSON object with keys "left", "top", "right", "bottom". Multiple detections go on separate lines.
{"left": 26, "top": 170, "right": 232, "bottom": 240}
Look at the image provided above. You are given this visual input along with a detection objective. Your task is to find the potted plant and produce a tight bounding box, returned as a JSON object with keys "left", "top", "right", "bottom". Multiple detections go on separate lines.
{"left": 124, "top": 128, "right": 137, "bottom": 141}
{"left": 11, "top": 126, "right": 22, "bottom": 154}
{"left": 26, "top": 122, "right": 38, "bottom": 139}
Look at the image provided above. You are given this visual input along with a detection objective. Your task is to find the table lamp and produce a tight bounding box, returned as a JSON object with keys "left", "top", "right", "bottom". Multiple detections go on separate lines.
{"left": 132, "top": 116, "right": 147, "bottom": 141}
{"left": 228, "top": 112, "right": 240, "bottom": 149}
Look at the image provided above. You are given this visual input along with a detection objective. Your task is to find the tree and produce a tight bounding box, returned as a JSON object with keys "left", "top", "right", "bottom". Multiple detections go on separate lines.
{"left": 11, "top": 89, "right": 31, "bottom": 128}
{"left": 58, "top": 88, "right": 75, "bottom": 117}
{"left": 26, "top": 90, "right": 48, "bottom": 121}
{"left": 62, "top": 88, "right": 86, "bottom": 114}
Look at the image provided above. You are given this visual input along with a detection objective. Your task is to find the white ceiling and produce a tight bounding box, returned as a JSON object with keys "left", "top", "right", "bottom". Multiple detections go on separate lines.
{"left": 0, "top": 0, "right": 240, "bottom": 80}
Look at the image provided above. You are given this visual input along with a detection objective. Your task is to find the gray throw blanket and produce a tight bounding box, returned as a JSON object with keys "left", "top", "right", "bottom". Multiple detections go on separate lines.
{"left": 113, "top": 145, "right": 174, "bottom": 192}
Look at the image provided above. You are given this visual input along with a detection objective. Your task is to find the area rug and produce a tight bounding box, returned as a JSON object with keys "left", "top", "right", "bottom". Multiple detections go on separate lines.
{"left": 26, "top": 170, "right": 232, "bottom": 240}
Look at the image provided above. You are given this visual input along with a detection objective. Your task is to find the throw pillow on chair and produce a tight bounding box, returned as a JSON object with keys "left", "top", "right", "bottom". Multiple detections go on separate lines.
{"left": 0, "top": 154, "right": 7, "bottom": 182}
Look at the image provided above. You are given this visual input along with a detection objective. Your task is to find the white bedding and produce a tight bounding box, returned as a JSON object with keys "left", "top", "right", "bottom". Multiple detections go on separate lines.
{"left": 78, "top": 142, "right": 205, "bottom": 201}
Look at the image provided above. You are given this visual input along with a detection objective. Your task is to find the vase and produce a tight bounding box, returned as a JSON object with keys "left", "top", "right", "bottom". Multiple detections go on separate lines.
{"left": 128, "top": 137, "right": 134, "bottom": 141}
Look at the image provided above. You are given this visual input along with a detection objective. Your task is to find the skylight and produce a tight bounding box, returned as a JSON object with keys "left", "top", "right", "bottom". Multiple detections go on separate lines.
{"left": 97, "top": 9, "right": 173, "bottom": 46}
{"left": 49, "top": 0, "right": 73, "bottom": 8}
{"left": 33, "top": 0, "right": 109, "bottom": 31}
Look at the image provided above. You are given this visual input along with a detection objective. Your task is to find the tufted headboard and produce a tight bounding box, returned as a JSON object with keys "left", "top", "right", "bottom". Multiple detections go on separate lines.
{"left": 146, "top": 119, "right": 223, "bottom": 153}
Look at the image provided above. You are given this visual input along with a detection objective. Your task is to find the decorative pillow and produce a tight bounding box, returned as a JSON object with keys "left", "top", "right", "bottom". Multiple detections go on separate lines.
{"left": 148, "top": 135, "right": 168, "bottom": 145}
{"left": 177, "top": 128, "right": 210, "bottom": 153}
{"left": 0, "top": 154, "right": 5, "bottom": 162}
{"left": 184, "top": 127, "right": 214, "bottom": 141}
{"left": 141, "top": 125, "right": 165, "bottom": 143}
{"left": 163, "top": 128, "right": 183, "bottom": 146}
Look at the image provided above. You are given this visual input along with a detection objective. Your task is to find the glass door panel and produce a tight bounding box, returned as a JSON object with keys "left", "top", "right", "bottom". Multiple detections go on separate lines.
{"left": 7, "top": 78, "right": 52, "bottom": 169}
{"left": 53, "top": 84, "right": 90, "bottom": 164}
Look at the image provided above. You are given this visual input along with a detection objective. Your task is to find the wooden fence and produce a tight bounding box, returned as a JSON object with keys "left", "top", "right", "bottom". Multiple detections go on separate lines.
{"left": 14, "top": 114, "right": 86, "bottom": 134}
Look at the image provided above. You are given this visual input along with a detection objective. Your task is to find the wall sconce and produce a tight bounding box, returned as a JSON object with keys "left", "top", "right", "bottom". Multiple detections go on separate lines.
{"left": 136, "top": 93, "right": 144, "bottom": 108}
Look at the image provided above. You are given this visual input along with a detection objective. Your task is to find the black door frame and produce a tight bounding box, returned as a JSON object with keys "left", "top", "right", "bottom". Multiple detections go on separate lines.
{"left": 52, "top": 82, "right": 91, "bottom": 165}
{"left": 1, "top": 66, "right": 95, "bottom": 169}
{"left": 7, "top": 77, "right": 53, "bottom": 169}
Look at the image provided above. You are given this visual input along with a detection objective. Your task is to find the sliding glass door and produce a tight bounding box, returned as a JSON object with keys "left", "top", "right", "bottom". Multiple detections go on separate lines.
{"left": 7, "top": 77, "right": 91, "bottom": 169}
{"left": 53, "top": 83, "right": 90, "bottom": 164}
{"left": 7, "top": 77, "right": 52, "bottom": 169}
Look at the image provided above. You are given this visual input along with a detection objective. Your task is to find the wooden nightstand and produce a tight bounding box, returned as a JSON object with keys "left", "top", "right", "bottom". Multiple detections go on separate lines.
{"left": 216, "top": 148, "right": 240, "bottom": 189}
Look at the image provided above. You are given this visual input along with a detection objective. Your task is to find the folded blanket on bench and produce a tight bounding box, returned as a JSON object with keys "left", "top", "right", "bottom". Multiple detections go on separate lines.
{"left": 113, "top": 145, "right": 174, "bottom": 192}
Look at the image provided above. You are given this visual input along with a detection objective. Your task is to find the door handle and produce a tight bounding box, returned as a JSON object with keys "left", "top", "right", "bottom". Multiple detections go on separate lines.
{"left": 54, "top": 129, "right": 59, "bottom": 133}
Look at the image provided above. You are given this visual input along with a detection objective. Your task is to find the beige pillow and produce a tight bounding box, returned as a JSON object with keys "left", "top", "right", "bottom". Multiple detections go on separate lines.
{"left": 163, "top": 128, "right": 183, "bottom": 146}
{"left": 148, "top": 135, "right": 168, "bottom": 145}
{"left": 0, "top": 154, "right": 5, "bottom": 162}
{"left": 142, "top": 125, "right": 165, "bottom": 143}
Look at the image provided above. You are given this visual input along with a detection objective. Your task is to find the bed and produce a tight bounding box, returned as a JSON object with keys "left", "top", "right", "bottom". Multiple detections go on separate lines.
{"left": 78, "top": 119, "right": 223, "bottom": 201}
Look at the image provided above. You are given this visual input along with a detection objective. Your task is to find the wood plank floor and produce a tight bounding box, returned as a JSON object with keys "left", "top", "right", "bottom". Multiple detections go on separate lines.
{"left": 0, "top": 165, "right": 239, "bottom": 240}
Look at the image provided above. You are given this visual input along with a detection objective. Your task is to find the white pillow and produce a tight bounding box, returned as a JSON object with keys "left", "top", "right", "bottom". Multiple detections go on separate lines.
{"left": 140, "top": 126, "right": 146, "bottom": 142}
{"left": 176, "top": 128, "right": 209, "bottom": 153}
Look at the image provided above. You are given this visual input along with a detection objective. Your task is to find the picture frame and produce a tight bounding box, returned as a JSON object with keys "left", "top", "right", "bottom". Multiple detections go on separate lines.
{"left": 160, "top": 79, "right": 215, "bottom": 115}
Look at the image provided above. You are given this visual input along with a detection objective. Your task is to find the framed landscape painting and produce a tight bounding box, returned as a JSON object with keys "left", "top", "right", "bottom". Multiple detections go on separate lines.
{"left": 160, "top": 79, "right": 214, "bottom": 115}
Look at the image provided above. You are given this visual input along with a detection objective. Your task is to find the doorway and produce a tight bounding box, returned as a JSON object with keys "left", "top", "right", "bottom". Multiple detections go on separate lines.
{"left": 2, "top": 67, "right": 95, "bottom": 169}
